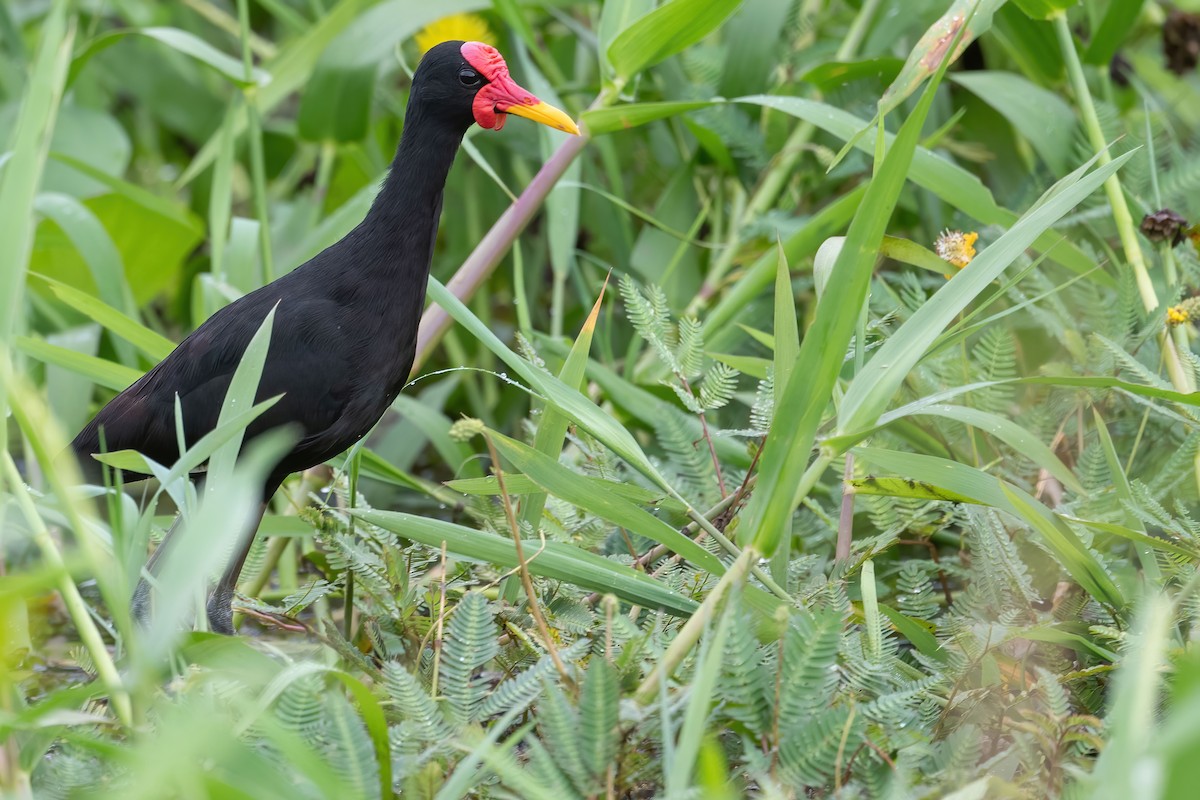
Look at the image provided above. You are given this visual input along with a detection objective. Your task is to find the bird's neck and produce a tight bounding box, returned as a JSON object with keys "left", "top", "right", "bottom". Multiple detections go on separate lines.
{"left": 360, "top": 106, "right": 463, "bottom": 263}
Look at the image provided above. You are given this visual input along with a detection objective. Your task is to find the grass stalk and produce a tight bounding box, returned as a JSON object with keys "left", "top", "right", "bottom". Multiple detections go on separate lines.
{"left": 633, "top": 546, "right": 755, "bottom": 705}
{"left": 0, "top": 2, "right": 73, "bottom": 456}
{"left": 484, "top": 433, "right": 572, "bottom": 686}
{"left": 1055, "top": 13, "right": 1200, "bottom": 503}
{"left": 1, "top": 453, "right": 132, "bottom": 726}
{"left": 236, "top": 0, "right": 275, "bottom": 285}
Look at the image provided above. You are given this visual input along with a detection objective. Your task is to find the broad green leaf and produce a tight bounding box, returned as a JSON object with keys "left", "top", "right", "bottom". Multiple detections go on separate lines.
{"left": 769, "top": 242, "right": 799, "bottom": 582}
{"left": 837, "top": 150, "right": 1135, "bottom": 437}
{"left": 598, "top": 0, "right": 654, "bottom": 65}
{"left": 31, "top": 194, "right": 133, "bottom": 316}
{"left": 179, "top": 0, "right": 378, "bottom": 185}
{"left": 0, "top": 104, "right": 131, "bottom": 198}
{"left": 880, "top": 235, "right": 956, "bottom": 275}
{"left": 718, "top": 0, "right": 794, "bottom": 97}
{"left": 607, "top": 0, "right": 743, "bottom": 82}
{"left": 207, "top": 307, "right": 277, "bottom": 482}
{"left": 68, "top": 27, "right": 270, "bottom": 89}
{"left": 772, "top": 243, "right": 798, "bottom": 410}
{"left": 490, "top": 431, "right": 725, "bottom": 575}
{"left": 36, "top": 157, "right": 204, "bottom": 305}
{"left": 878, "top": 604, "right": 946, "bottom": 662}
{"left": 297, "top": 0, "right": 488, "bottom": 142}
{"left": 801, "top": 58, "right": 905, "bottom": 93}
{"left": 1084, "top": 0, "right": 1146, "bottom": 65}
{"left": 993, "top": 3, "right": 1064, "bottom": 82}
{"left": 850, "top": 475, "right": 981, "bottom": 505}
{"left": 355, "top": 509, "right": 698, "bottom": 616}
{"left": 951, "top": 71, "right": 1076, "bottom": 173}
{"left": 44, "top": 326, "right": 100, "bottom": 434}
{"left": 1021, "top": 375, "right": 1200, "bottom": 406}
{"left": 1067, "top": 518, "right": 1200, "bottom": 562}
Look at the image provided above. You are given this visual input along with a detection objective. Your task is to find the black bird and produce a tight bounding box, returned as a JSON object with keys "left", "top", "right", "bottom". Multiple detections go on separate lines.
{"left": 70, "top": 40, "right": 579, "bottom": 634}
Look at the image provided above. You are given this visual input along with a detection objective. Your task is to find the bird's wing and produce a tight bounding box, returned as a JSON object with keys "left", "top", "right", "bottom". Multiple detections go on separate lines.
{"left": 71, "top": 288, "right": 353, "bottom": 475}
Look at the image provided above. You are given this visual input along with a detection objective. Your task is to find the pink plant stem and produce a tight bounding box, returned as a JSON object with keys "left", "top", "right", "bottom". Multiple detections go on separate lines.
{"left": 412, "top": 130, "right": 591, "bottom": 372}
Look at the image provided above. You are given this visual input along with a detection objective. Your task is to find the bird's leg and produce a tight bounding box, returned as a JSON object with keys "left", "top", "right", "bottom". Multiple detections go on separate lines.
{"left": 130, "top": 513, "right": 186, "bottom": 628}
{"left": 205, "top": 501, "right": 269, "bottom": 635}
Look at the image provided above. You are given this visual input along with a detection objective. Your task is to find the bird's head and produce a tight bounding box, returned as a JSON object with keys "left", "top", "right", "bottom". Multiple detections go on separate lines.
{"left": 412, "top": 40, "right": 580, "bottom": 136}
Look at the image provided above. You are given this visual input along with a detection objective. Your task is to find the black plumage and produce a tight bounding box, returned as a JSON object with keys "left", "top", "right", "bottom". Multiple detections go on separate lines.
{"left": 70, "top": 40, "right": 578, "bottom": 633}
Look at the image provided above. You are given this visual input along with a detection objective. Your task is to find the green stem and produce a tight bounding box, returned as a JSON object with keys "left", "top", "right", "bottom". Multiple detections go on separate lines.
{"left": 634, "top": 546, "right": 755, "bottom": 705}
{"left": 1055, "top": 16, "right": 1154, "bottom": 308}
{"left": 236, "top": 0, "right": 274, "bottom": 285}
{"left": 683, "top": 507, "right": 790, "bottom": 601}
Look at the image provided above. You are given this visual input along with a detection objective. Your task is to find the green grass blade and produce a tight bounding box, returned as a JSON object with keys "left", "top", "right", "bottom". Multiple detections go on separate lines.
{"left": 520, "top": 282, "right": 606, "bottom": 533}
{"left": 735, "top": 95, "right": 1105, "bottom": 282}
{"left": 39, "top": 276, "right": 173, "bottom": 361}
{"left": 16, "top": 335, "right": 143, "bottom": 391}
{"left": 606, "top": 0, "right": 742, "bottom": 83}
{"left": 490, "top": 430, "right": 725, "bottom": 575}
{"left": 912, "top": 403, "right": 1085, "bottom": 495}
{"left": 855, "top": 446, "right": 1125, "bottom": 609}
{"left": 354, "top": 509, "right": 697, "bottom": 616}
{"left": 742, "top": 34, "right": 948, "bottom": 558}
{"left": 427, "top": 276, "right": 674, "bottom": 494}
{"left": 0, "top": 1, "right": 73, "bottom": 348}
{"left": 837, "top": 150, "right": 1136, "bottom": 436}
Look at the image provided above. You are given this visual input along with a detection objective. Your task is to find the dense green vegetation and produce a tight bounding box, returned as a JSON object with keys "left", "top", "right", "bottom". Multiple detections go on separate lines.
{"left": 4, "top": 0, "right": 1200, "bottom": 796}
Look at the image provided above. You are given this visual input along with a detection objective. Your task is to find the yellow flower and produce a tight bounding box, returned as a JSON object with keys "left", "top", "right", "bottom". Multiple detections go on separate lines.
{"left": 414, "top": 13, "right": 494, "bottom": 54}
{"left": 1167, "top": 297, "right": 1200, "bottom": 327}
{"left": 935, "top": 230, "right": 979, "bottom": 272}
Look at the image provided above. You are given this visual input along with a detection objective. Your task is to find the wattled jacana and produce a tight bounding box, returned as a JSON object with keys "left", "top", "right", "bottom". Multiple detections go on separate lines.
{"left": 70, "top": 40, "right": 579, "bottom": 634}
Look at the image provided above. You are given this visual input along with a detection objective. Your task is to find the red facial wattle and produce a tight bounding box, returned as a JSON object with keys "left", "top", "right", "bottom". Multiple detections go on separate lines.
{"left": 459, "top": 41, "right": 580, "bottom": 135}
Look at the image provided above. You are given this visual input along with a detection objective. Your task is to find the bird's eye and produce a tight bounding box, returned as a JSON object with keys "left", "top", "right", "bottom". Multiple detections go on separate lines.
{"left": 458, "top": 68, "right": 481, "bottom": 87}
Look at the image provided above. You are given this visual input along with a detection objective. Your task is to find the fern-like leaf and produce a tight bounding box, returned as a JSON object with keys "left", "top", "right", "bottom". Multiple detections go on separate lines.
{"left": 438, "top": 591, "right": 500, "bottom": 726}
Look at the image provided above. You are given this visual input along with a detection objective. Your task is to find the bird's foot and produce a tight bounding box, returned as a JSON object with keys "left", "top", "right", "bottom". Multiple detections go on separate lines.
{"left": 130, "top": 578, "right": 154, "bottom": 629}
{"left": 205, "top": 590, "right": 236, "bottom": 635}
